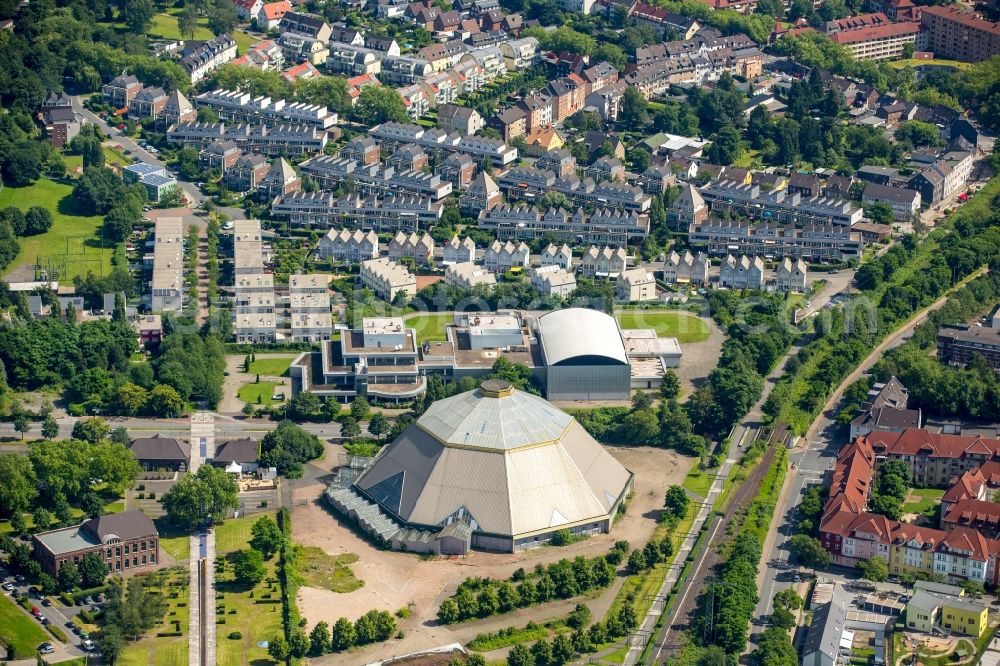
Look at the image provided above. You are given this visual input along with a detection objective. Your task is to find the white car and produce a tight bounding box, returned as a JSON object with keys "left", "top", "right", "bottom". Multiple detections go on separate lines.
{"left": 82, "top": 639, "right": 96, "bottom": 651}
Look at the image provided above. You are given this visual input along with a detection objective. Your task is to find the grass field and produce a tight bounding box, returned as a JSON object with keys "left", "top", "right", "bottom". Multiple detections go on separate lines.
{"left": 888, "top": 58, "right": 970, "bottom": 70}
{"left": 0, "top": 178, "right": 114, "bottom": 281}
{"left": 216, "top": 558, "right": 282, "bottom": 666}
{"left": 682, "top": 467, "right": 714, "bottom": 499}
{"left": 117, "top": 567, "right": 189, "bottom": 666}
{"left": 903, "top": 488, "right": 945, "bottom": 520}
{"left": 247, "top": 355, "right": 295, "bottom": 377}
{"left": 155, "top": 516, "right": 191, "bottom": 562}
{"left": 237, "top": 380, "right": 284, "bottom": 407}
{"left": 64, "top": 147, "right": 130, "bottom": 172}
{"left": 0, "top": 592, "right": 49, "bottom": 659}
{"left": 147, "top": 11, "right": 257, "bottom": 53}
{"left": 404, "top": 312, "right": 452, "bottom": 341}
{"left": 0, "top": 499, "right": 124, "bottom": 535}
{"left": 297, "top": 546, "right": 363, "bottom": 593}
{"left": 615, "top": 311, "right": 710, "bottom": 343}
{"left": 215, "top": 511, "right": 276, "bottom": 555}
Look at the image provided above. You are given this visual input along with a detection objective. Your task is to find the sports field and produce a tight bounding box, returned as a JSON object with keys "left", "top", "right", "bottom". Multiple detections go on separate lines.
{"left": 615, "top": 311, "right": 710, "bottom": 343}
{"left": 0, "top": 178, "right": 113, "bottom": 281}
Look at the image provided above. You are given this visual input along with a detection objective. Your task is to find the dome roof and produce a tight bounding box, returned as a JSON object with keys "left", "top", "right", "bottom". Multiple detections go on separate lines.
{"left": 537, "top": 308, "right": 628, "bottom": 366}
{"left": 353, "top": 382, "right": 633, "bottom": 539}
{"left": 416, "top": 380, "right": 572, "bottom": 451}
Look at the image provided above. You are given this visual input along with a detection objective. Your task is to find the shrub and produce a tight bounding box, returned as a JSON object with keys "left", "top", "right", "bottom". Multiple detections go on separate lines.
{"left": 229, "top": 631, "right": 243, "bottom": 640}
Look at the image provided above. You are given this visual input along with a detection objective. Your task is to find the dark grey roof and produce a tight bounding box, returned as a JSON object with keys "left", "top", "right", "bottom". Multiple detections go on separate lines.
{"left": 863, "top": 181, "right": 919, "bottom": 205}
{"left": 129, "top": 434, "right": 191, "bottom": 462}
{"left": 214, "top": 438, "right": 260, "bottom": 463}
{"left": 84, "top": 510, "right": 158, "bottom": 542}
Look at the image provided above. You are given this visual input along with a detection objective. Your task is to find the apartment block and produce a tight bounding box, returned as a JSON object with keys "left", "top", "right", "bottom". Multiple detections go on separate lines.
{"left": 690, "top": 220, "right": 864, "bottom": 262}
{"left": 483, "top": 240, "right": 529, "bottom": 273}
{"left": 445, "top": 262, "right": 497, "bottom": 290}
{"left": 662, "top": 250, "right": 709, "bottom": 286}
{"left": 316, "top": 229, "right": 379, "bottom": 263}
{"left": 616, "top": 268, "right": 656, "bottom": 302}
{"left": 296, "top": 155, "right": 452, "bottom": 200}
{"left": 233, "top": 219, "right": 277, "bottom": 343}
{"left": 194, "top": 89, "right": 338, "bottom": 130}
{"left": 580, "top": 246, "right": 627, "bottom": 278}
{"left": 359, "top": 258, "right": 417, "bottom": 302}
{"left": 530, "top": 265, "right": 577, "bottom": 297}
{"left": 921, "top": 6, "right": 1000, "bottom": 62}
{"left": 288, "top": 273, "right": 332, "bottom": 342}
{"left": 151, "top": 217, "right": 185, "bottom": 313}
{"left": 166, "top": 122, "right": 328, "bottom": 155}
{"left": 478, "top": 204, "right": 650, "bottom": 245}
{"left": 719, "top": 254, "right": 764, "bottom": 290}
{"left": 272, "top": 192, "right": 443, "bottom": 231}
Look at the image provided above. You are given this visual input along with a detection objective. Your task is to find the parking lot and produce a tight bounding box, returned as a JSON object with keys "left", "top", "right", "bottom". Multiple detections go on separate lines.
{"left": 1, "top": 563, "right": 99, "bottom": 661}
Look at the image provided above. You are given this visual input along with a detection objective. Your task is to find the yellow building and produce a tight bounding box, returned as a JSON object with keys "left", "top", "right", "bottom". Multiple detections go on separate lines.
{"left": 905, "top": 580, "right": 989, "bottom": 638}
{"left": 889, "top": 535, "right": 937, "bottom": 578}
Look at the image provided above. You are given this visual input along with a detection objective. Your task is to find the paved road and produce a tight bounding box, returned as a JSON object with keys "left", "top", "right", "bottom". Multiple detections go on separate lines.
{"left": 0, "top": 415, "right": 345, "bottom": 442}
{"left": 642, "top": 276, "right": 860, "bottom": 663}
{"left": 72, "top": 97, "right": 243, "bottom": 220}
{"left": 750, "top": 267, "right": 990, "bottom": 640}
{"left": 0, "top": 569, "right": 94, "bottom": 662}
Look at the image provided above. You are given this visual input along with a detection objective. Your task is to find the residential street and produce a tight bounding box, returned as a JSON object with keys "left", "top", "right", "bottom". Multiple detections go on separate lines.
{"left": 72, "top": 97, "right": 243, "bottom": 220}
{"left": 749, "top": 267, "right": 991, "bottom": 646}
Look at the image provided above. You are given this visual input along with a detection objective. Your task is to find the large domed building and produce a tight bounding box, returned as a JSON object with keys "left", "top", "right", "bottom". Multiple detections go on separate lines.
{"left": 329, "top": 380, "right": 634, "bottom": 554}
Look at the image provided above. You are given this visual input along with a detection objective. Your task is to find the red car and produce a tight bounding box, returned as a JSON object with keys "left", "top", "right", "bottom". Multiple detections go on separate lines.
{"left": 31, "top": 606, "right": 41, "bottom": 617}
{"left": 116, "top": 123, "right": 126, "bottom": 130}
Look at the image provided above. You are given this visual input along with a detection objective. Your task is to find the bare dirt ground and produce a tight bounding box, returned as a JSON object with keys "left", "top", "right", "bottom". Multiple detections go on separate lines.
{"left": 674, "top": 316, "right": 726, "bottom": 401}
{"left": 293, "top": 445, "right": 693, "bottom": 665}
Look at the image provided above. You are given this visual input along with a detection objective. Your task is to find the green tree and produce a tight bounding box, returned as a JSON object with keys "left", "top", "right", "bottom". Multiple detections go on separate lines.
{"left": 259, "top": 420, "right": 323, "bottom": 477}
{"left": 368, "top": 412, "right": 389, "bottom": 440}
{"left": 178, "top": 4, "right": 199, "bottom": 39}
{"left": 161, "top": 464, "right": 239, "bottom": 528}
{"left": 232, "top": 549, "right": 266, "bottom": 585}
{"left": 663, "top": 485, "right": 690, "bottom": 519}
{"left": 308, "top": 621, "right": 330, "bottom": 656}
{"left": 121, "top": 0, "right": 156, "bottom": 33}
{"left": 350, "top": 396, "right": 370, "bottom": 421}
{"left": 79, "top": 552, "right": 109, "bottom": 587}
{"left": 12, "top": 406, "right": 29, "bottom": 440}
{"left": 706, "top": 124, "right": 743, "bottom": 165}
{"left": 856, "top": 557, "right": 888, "bottom": 586}
{"left": 0, "top": 453, "right": 38, "bottom": 516}
{"left": 32, "top": 507, "right": 53, "bottom": 531}
{"left": 148, "top": 385, "right": 184, "bottom": 417}
{"left": 437, "top": 598, "right": 459, "bottom": 624}
{"left": 287, "top": 390, "right": 321, "bottom": 421}
{"left": 659, "top": 371, "right": 680, "bottom": 401}
{"left": 355, "top": 86, "right": 408, "bottom": 125}
{"left": 22, "top": 207, "right": 53, "bottom": 236}
{"left": 58, "top": 561, "right": 81, "bottom": 590}
{"left": 627, "top": 549, "right": 647, "bottom": 574}
{"left": 267, "top": 636, "right": 290, "bottom": 661}
{"left": 207, "top": 0, "right": 238, "bottom": 34}
{"left": 507, "top": 642, "right": 535, "bottom": 666}
{"left": 788, "top": 534, "right": 830, "bottom": 570}
{"left": 620, "top": 87, "right": 649, "bottom": 128}
{"left": 340, "top": 417, "right": 361, "bottom": 440}
{"left": 98, "top": 624, "right": 125, "bottom": 664}
{"left": 331, "top": 616, "right": 356, "bottom": 650}
{"left": 770, "top": 606, "right": 795, "bottom": 629}
{"left": 249, "top": 515, "right": 284, "bottom": 559}
{"left": 72, "top": 417, "right": 110, "bottom": 443}
{"left": 622, "top": 408, "right": 658, "bottom": 444}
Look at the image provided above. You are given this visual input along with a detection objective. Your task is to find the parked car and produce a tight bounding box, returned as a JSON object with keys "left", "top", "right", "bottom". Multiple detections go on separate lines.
{"left": 38, "top": 643, "right": 55, "bottom": 655}
{"left": 31, "top": 606, "right": 41, "bottom": 617}
{"left": 1, "top": 582, "right": 13, "bottom": 591}
{"left": 82, "top": 639, "right": 96, "bottom": 652}
{"left": 41, "top": 598, "right": 51, "bottom": 606}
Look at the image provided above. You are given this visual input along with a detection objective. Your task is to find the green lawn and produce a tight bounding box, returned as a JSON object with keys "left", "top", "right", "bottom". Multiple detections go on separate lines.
{"left": 297, "top": 546, "right": 363, "bottom": 593}
{"left": 147, "top": 11, "right": 257, "bottom": 53}
{"left": 733, "top": 149, "right": 762, "bottom": 168}
{"left": 0, "top": 589, "right": 53, "bottom": 659}
{"left": 404, "top": 312, "right": 452, "bottom": 342}
{"left": 682, "top": 468, "right": 714, "bottom": 499}
{"left": 888, "top": 58, "right": 970, "bottom": 70}
{"left": 0, "top": 178, "right": 114, "bottom": 281}
{"left": 116, "top": 567, "right": 190, "bottom": 666}
{"left": 0, "top": 499, "right": 123, "bottom": 534}
{"left": 215, "top": 511, "right": 276, "bottom": 555}
{"left": 615, "top": 312, "right": 710, "bottom": 343}
{"left": 247, "top": 355, "right": 295, "bottom": 377}
{"left": 903, "top": 488, "right": 945, "bottom": 520}
{"left": 216, "top": 558, "right": 282, "bottom": 666}
{"left": 237, "top": 380, "right": 284, "bottom": 407}
{"left": 155, "top": 516, "right": 192, "bottom": 562}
